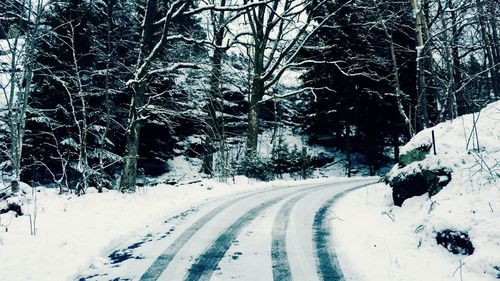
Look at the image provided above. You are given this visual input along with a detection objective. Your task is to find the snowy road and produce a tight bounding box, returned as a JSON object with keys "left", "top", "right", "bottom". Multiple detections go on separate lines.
{"left": 77, "top": 178, "right": 377, "bottom": 281}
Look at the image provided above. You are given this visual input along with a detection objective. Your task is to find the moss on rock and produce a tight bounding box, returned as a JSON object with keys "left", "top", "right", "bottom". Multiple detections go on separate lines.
{"left": 398, "top": 145, "right": 431, "bottom": 168}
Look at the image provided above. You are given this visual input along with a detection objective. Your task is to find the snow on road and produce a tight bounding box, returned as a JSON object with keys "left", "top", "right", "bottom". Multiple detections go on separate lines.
{"left": 0, "top": 176, "right": 376, "bottom": 281}
{"left": 74, "top": 178, "right": 377, "bottom": 281}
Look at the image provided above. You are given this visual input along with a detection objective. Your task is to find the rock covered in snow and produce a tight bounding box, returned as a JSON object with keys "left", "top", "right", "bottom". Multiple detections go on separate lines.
{"left": 386, "top": 101, "right": 500, "bottom": 206}
{"left": 435, "top": 229, "right": 475, "bottom": 255}
{"left": 389, "top": 167, "right": 451, "bottom": 206}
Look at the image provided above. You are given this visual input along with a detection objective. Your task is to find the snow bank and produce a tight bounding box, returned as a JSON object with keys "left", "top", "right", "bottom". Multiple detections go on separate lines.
{"left": 331, "top": 101, "right": 500, "bottom": 281}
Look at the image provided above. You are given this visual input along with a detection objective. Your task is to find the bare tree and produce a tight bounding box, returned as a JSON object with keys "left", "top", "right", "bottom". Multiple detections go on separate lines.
{"left": 240, "top": 0, "right": 343, "bottom": 157}
{"left": 373, "top": 0, "right": 413, "bottom": 136}
{"left": 202, "top": 0, "right": 229, "bottom": 176}
{"left": 475, "top": 0, "right": 500, "bottom": 98}
{"left": 120, "top": 0, "right": 272, "bottom": 191}
{"left": 403, "top": 0, "right": 500, "bottom": 130}
{"left": 0, "top": 0, "right": 44, "bottom": 193}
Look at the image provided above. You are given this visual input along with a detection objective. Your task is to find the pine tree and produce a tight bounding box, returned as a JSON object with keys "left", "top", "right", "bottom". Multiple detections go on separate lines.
{"left": 24, "top": 0, "right": 135, "bottom": 192}
{"left": 301, "top": 0, "right": 416, "bottom": 173}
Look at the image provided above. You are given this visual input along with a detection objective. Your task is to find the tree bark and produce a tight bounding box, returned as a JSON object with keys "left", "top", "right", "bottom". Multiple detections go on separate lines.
{"left": 411, "top": 0, "right": 430, "bottom": 129}
{"left": 120, "top": 80, "right": 146, "bottom": 192}
{"left": 203, "top": 1, "right": 226, "bottom": 175}
{"left": 120, "top": 0, "right": 159, "bottom": 192}
{"left": 245, "top": 76, "right": 264, "bottom": 157}
{"left": 245, "top": 23, "right": 265, "bottom": 157}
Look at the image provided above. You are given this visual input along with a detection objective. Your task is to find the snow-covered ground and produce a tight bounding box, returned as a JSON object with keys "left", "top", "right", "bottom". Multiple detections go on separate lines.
{"left": 330, "top": 101, "right": 500, "bottom": 281}
{"left": 0, "top": 176, "right": 351, "bottom": 281}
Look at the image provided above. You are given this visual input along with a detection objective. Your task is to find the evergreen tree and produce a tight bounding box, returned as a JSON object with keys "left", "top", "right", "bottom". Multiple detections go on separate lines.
{"left": 301, "top": 0, "right": 416, "bottom": 173}
{"left": 23, "top": 0, "right": 206, "bottom": 192}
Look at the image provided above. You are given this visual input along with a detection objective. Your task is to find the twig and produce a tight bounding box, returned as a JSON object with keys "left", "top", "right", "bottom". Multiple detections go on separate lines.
{"left": 383, "top": 210, "right": 395, "bottom": 222}
{"left": 452, "top": 260, "right": 464, "bottom": 281}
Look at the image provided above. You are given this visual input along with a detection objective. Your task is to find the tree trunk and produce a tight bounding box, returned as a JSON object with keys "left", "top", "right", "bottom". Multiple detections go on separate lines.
{"left": 119, "top": 0, "right": 158, "bottom": 192}
{"left": 203, "top": 2, "right": 226, "bottom": 175}
{"left": 486, "top": 1, "right": 500, "bottom": 98}
{"left": 379, "top": 13, "right": 413, "bottom": 136}
{"left": 439, "top": 0, "right": 458, "bottom": 120}
{"left": 97, "top": 0, "right": 115, "bottom": 192}
{"left": 245, "top": 41, "right": 265, "bottom": 157}
{"left": 245, "top": 88, "right": 261, "bottom": 157}
{"left": 8, "top": 36, "right": 21, "bottom": 193}
{"left": 120, "top": 80, "right": 145, "bottom": 192}
{"left": 7, "top": 0, "right": 41, "bottom": 193}
{"left": 392, "top": 132, "right": 400, "bottom": 164}
{"left": 345, "top": 123, "right": 351, "bottom": 178}
{"left": 203, "top": 48, "right": 223, "bottom": 175}
{"left": 411, "top": 0, "right": 430, "bottom": 129}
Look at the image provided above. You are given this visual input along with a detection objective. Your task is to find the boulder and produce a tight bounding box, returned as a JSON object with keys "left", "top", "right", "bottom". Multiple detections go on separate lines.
{"left": 389, "top": 168, "right": 451, "bottom": 206}
{"left": 436, "top": 229, "right": 474, "bottom": 255}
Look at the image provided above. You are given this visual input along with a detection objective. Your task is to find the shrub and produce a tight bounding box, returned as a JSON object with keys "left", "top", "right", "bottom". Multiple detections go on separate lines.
{"left": 270, "top": 136, "right": 313, "bottom": 179}
{"left": 238, "top": 135, "right": 314, "bottom": 181}
{"left": 238, "top": 155, "right": 274, "bottom": 181}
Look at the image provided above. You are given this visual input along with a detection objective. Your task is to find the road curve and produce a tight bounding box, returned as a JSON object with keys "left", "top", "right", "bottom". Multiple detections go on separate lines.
{"left": 77, "top": 178, "right": 377, "bottom": 281}
{"left": 140, "top": 179, "right": 374, "bottom": 281}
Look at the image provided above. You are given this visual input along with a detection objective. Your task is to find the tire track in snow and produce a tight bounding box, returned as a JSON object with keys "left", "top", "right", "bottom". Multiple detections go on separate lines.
{"left": 182, "top": 183, "right": 336, "bottom": 281}
{"left": 183, "top": 195, "right": 289, "bottom": 281}
{"left": 139, "top": 179, "right": 374, "bottom": 281}
{"left": 140, "top": 183, "right": 322, "bottom": 280}
{"left": 271, "top": 192, "right": 307, "bottom": 281}
{"left": 313, "top": 181, "right": 376, "bottom": 281}
{"left": 272, "top": 180, "right": 376, "bottom": 281}
{"left": 139, "top": 191, "right": 268, "bottom": 280}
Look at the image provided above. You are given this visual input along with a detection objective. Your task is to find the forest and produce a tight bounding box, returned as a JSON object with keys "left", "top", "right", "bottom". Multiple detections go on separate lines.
{"left": 1, "top": 0, "right": 499, "bottom": 194}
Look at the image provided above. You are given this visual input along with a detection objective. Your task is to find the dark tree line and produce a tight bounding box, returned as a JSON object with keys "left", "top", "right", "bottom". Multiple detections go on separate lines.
{"left": 301, "top": 0, "right": 417, "bottom": 175}
{"left": 301, "top": 0, "right": 499, "bottom": 174}
{"left": 0, "top": 0, "right": 498, "bottom": 193}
